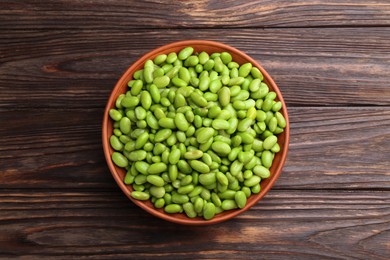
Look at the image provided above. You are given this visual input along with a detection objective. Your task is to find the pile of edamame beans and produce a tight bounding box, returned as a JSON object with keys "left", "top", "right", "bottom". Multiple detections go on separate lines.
{"left": 109, "top": 47, "right": 286, "bottom": 220}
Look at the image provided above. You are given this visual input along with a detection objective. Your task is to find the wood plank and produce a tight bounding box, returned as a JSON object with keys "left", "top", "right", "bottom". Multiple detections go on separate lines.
{"left": 1, "top": 28, "right": 390, "bottom": 108}
{"left": 0, "top": 107, "right": 389, "bottom": 190}
{"left": 1, "top": 0, "right": 390, "bottom": 29}
{"left": 0, "top": 190, "right": 388, "bottom": 259}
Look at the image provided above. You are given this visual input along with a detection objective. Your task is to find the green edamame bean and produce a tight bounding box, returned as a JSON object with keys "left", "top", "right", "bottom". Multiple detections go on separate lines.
{"left": 109, "top": 109, "right": 123, "bottom": 121}
{"left": 261, "top": 150, "right": 273, "bottom": 168}
{"left": 228, "top": 76, "right": 245, "bottom": 86}
{"left": 146, "top": 112, "right": 159, "bottom": 130}
{"left": 218, "top": 87, "right": 230, "bottom": 107}
{"left": 221, "top": 199, "right": 237, "bottom": 211}
{"left": 112, "top": 152, "right": 128, "bottom": 168}
{"left": 209, "top": 79, "right": 222, "bottom": 93}
{"left": 203, "top": 59, "right": 215, "bottom": 71}
{"left": 238, "top": 151, "right": 254, "bottom": 164}
{"left": 207, "top": 106, "right": 221, "bottom": 119}
{"left": 211, "top": 192, "right": 222, "bottom": 207}
{"left": 253, "top": 165, "right": 270, "bottom": 179}
{"left": 168, "top": 149, "right": 181, "bottom": 164}
{"left": 249, "top": 78, "right": 261, "bottom": 92}
{"left": 216, "top": 171, "right": 229, "bottom": 186}
{"left": 158, "top": 117, "right": 176, "bottom": 129}
{"left": 124, "top": 172, "right": 135, "bottom": 184}
{"left": 178, "top": 47, "right": 194, "bottom": 60}
{"left": 113, "top": 128, "right": 122, "bottom": 137}
{"left": 220, "top": 52, "right": 232, "bottom": 64}
{"left": 135, "top": 132, "right": 149, "bottom": 149}
{"left": 130, "top": 80, "right": 143, "bottom": 96}
{"left": 272, "top": 101, "right": 282, "bottom": 112}
{"left": 271, "top": 143, "right": 280, "bottom": 153}
{"left": 251, "top": 67, "right": 263, "bottom": 79}
{"left": 143, "top": 66, "right": 154, "bottom": 84}
{"left": 131, "top": 191, "right": 150, "bottom": 201}
{"left": 148, "top": 162, "right": 168, "bottom": 175}
{"left": 116, "top": 94, "right": 125, "bottom": 109}
{"left": 263, "top": 135, "right": 278, "bottom": 150}
{"left": 198, "top": 51, "right": 209, "bottom": 64}
{"left": 228, "top": 147, "right": 241, "bottom": 161}
{"left": 110, "top": 135, "right": 123, "bottom": 151}
{"left": 225, "top": 118, "right": 238, "bottom": 135}
{"left": 203, "top": 202, "right": 216, "bottom": 220}
{"left": 188, "top": 186, "right": 203, "bottom": 197}
{"left": 268, "top": 117, "right": 277, "bottom": 132}
{"left": 153, "top": 76, "right": 170, "bottom": 89}
{"left": 175, "top": 113, "right": 189, "bottom": 131}
{"left": 196, "top": 127, "right": 214, "bottom": 144}
{"left": 198, "top": 76, "right": 210, "bottom": 91}
{"left": 262, "top": 99, "right": 273, "bottom": 112}
{"left": 164, "top": 204, "right": 182, "bottom": 214}
{"left": 134, "top": 161, "right": 149, "bottom": 175}
{"left": 147, "top": 175, "right": 165, "bottom": 187}
{"left": 190, "top": 92, "right": 208, "bottom": 107}
{"left": 238, "top": 132, "right": 254, "bottom": 144}
{"left": 153, "top": 143, "right": 166, "bottom": 155}
{"left": 198, "top": 172, "right": 216, "bottom": 186}
{"left": 168, "top": 164, "right": 178, "bottom": 182}
{"left": 184, "top": 150, "right": 203, "bottom": 160}
{"left": 190, "top": 160, "right": 210, "bottom": 174}
{"left": 234, "top": 191, "right": 247, "bottom": 209}
{"left": 119, "top": 135, "right": 131, "bottom": 145}
{"left": 172, "top": 192, "right": 190, "bottom": 204}
{"left": 230, "top": 160, "right": 243, "bottom": 176}
{"left": 166, "top": 52, "right": 177, "bottom": 63}
{"left": 237, "top": 118, "right": 252, "bottom": 132}
{"left": 150, "top": 186, "right": 166, "bottom": 198}
{"left": 218, "top": 110, "right": 232, "bottom": 121}
{"left": 211, "top": 141, "right": 231, "bottom": 156}
{"left": 194, "top": 197, "right": 204, "bottom": 213}
{"left": 133, "top": 69, "right": 143, "bottom": 80}
{"left": 147, "top": 84, "right": 160, "bottom": 104}
{"left": 183, "top": 202, "right": 197, "bottom": 218}
{"left": 204, "top": 92, "right": 218, "bottom": 102}
{"left": 121, "top": 96, "right": 139, "bottom": 109}
{"left": 154, "top": 129, "right": 172, "bottom": 142}
{"left": 275, "top": 111, "right": 286, "bottom": 128}
{"left": 212, "top": 119, "right": 230, "bottom": 130}
{"left": 238, "top": 63, "right": 252, "bottom": 77}
{"left": 177, "top": 160, "right": 192, "bottom": 174}
{"left": 244, "top": 156, "right": 258, "bottom": 170}
{"left": 154, "top": 198, "right": 165, "bottom": 208}
{"left": 184, "top": 55, "right": 199, "bottom": 67}
{"left": 251, "top": 184, "right": 261, "bottom": 194}
{"left": 244, "top": 175, "right": 261, "bottom": 187}
{"left": 124, "top": 141, "right": 136, "bottom": 152}
{"left": 178, "top": 184, "right": 195, "bottom": 195}
{"left": 154, "top": 54, "right": 167, "bottom": 65}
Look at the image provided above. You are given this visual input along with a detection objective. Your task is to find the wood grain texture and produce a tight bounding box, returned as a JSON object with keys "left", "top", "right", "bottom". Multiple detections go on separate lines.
{"left": 1, "top": 28, "right": 390, "bottom": 108}
{"left": 0, "top": 107, "right": 389, "bottom": 190}
{"left": 0, "top": 190, "right": 388, "bottom": 259}
{"left": 1, "top": 0, "right": 390, "bottom": 29}
{"left": 1, "top": 1, "right": 390, "bottom": 257}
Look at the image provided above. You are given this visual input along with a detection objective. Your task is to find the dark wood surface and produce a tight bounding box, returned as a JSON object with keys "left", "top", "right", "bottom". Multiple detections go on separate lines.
{"left": 1, "top": 1, "right": 389, "bottom": 259}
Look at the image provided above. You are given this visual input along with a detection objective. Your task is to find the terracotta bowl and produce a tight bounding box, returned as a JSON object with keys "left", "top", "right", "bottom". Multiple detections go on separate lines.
{"left": 102, "top": 40, "right": 290, "bottom": 225}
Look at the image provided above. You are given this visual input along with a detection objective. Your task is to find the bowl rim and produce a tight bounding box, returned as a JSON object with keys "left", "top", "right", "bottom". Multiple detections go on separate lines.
{"left": 102, "top": 40, "right": 290, "bottom": 225}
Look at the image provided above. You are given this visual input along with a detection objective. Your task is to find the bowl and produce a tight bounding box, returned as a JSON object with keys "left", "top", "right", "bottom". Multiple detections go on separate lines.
{"left": 103, "top": 40, "right": 289, "bottom": 225}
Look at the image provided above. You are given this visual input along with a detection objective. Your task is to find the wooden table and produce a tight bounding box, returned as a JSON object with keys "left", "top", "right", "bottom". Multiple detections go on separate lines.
{"left": 1, "top": 1, "right": 389, "bottom": 259}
